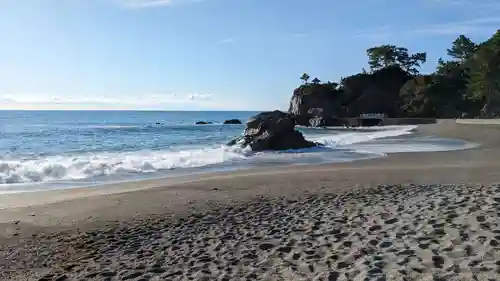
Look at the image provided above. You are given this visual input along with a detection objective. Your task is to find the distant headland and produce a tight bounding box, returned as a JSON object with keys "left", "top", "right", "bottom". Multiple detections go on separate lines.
{"left": 288, "top": 30, "right": 500, "bottom": 127}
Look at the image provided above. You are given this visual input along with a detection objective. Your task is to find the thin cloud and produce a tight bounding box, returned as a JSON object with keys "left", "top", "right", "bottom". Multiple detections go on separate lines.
{"left": 356, "top": 0, "right": 500, "bottom": 40}
{"left": 216, "top": 33, "right": 310, "bottom": 45}
{"left": 218, "top": 38, "right": 235, "bottom": 44}
{"left": 413, "top": 17, "right": 500, "bottom": 36}
{"left": 188, "top": 93, "right": 212, "bottom": 101}
{"left": 0, "top": 95, "right": 16, "bottom": 103}
{"left": 119, "top": 0, "right": 174, "bottom": 8}
{"left": 424, "top": 0, "right": 500, "bottom": 10}
{"left": 357, "top": 16, "right": 500, "bottom": 41}
{"left": 0, "top": 92, "right": 214, "bottom": 106}
{"left": 355, "top": 25, "right": 393, "bottom": 41}
{"left": 117, "top": 0, "right": 205, "bottom": 8}
{"left": 0, "top": 92, "right": 233, "bottom": 110}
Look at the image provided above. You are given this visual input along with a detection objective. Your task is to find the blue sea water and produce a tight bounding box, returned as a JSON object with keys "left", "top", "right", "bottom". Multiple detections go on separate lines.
{"left": 0, "top": 110, "right": 475, "bottom": 192}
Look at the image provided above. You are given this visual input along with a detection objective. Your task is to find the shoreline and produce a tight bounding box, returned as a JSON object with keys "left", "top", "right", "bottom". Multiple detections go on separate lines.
{"left": 2, "top": 120, "right": 500, "bottom": 280}
{"left": 0, "top": 123, "right": 419, "bottom": 192}
{"left": 0, "top": 123, "right": 471, "bottom": 199}
{"left": 1, "top": 120, "right": 498, "bottom": 213}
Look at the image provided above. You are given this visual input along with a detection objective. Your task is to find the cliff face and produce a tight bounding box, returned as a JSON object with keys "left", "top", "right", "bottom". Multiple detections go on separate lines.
{"left": 288, "top": 83, "right": 343, "bottom": 126}
{"left": 288, "top": 30, "right": 500, "bottom": 122}
{"left": 288, "top": 86, "right": 337, "bottom": 116}
{"left": 340, "top": 66, "right": 412, "bottom": 117}
{"left": 289, "top": 67, "right": 412, "bottom": 126}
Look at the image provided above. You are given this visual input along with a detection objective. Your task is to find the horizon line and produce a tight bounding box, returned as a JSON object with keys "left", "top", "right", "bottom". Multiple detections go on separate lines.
{"left": 0, "top": 109, "right": 264, "bottom": 112}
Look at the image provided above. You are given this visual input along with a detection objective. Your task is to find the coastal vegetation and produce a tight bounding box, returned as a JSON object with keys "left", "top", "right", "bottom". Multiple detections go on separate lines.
{"left": 290, "top": 30, "right": 500, "bottom": 121}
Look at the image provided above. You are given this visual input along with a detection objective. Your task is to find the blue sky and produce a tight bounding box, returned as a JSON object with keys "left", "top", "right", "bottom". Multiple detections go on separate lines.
{"left": 1, "top": 0, "right": 499, "bottom": 111}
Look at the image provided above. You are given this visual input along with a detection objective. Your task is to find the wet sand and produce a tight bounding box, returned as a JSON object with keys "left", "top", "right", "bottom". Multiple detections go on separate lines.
{"left": 1, "top": 120, "right": 500, "bottom": 280}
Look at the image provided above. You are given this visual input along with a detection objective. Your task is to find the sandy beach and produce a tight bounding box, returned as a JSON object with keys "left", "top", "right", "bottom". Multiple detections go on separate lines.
{"left": 2, "top": 120, "right": 500, "bottom": 281}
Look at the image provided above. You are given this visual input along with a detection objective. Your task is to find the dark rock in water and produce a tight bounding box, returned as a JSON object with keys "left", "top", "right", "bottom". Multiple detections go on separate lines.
{"left": 223, "top": 119, "right": 242, "bottom": 124}
{"left": 227, "top": 137, "right": 242, "bottom": 146}
{"left": 195, "top": 121, "right": 212, "bottom": 125}
{"left": 227, "top": 110, "right": 318, "bottom": 151}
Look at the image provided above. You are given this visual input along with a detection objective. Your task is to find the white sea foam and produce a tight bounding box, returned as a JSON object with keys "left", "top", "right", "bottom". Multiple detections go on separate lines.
{"left": 0, "top": 146, "right": 252, "bottom": 184}
{"left": 0, "top": 125, "right": 472, "bottom": 186}
{"left": 311, "top": 125, "right": 417, "bottom": 147}
{"left": 346, "top": 136, "right": 479, "bottom": 154}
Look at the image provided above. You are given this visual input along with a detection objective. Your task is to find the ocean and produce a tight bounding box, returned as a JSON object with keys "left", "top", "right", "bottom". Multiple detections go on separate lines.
{"left": 0, "top": 110, "right": 475, "bottom": 193}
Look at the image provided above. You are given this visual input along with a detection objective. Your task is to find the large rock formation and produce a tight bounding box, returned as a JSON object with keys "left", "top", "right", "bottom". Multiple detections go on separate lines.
{"left": 341, "top": 66, "right": 412, "bottom": 117}
{"left": 228, "top": 110, "right": 317, "bottom": 151}
{"left": 289, "top": 67, "right": 412, "bottom": 126}
{"left": 289, "top": 83, "right": 342, "bottom": 126}
{"left": 287, "top": 30, "right": 500, "bottom": 120}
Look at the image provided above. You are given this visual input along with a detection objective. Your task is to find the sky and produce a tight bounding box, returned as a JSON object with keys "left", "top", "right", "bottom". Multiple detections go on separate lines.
{"left": 0, "top": 0, "right": 499, "bottom": 111}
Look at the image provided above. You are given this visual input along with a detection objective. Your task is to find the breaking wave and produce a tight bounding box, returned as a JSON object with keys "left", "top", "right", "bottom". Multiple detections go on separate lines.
{"left": 0, "top": 125, "right": 471, "bottom": 185}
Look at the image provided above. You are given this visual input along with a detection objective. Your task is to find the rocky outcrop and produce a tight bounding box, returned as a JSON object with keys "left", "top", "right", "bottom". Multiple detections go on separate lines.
{"left": 228, "top": 111, "right": 318, "bottom": 151}
{"left": 289, "top": 67, "right": 412, "bottom": 125}
{"left": 288, "top": 83, "right": 342, "bottom": 126}
{"left": 223, "top": 119, "right": 242, "bottom": 124}
{"left": 341, "top": 66, "right": 412, "bottom": 117}
{"left": 195, "top": 121, "right": 212, "bottom": 125}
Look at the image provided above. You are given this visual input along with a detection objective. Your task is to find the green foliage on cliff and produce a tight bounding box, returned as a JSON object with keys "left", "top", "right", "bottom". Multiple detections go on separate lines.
{"left": 366, "top": 45, "right": 427, "bottom": 75}
{"left": 447, "top": 35, "right": 477, "bottom": 62}
{"left": 294, "top": 30, "right": 500, "bottom": 118}
{"left": 466, "top": 32, "right": 500, "bottom": 117}
{"left": 300, "top": 73, "right": 310, "bottom": 84}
